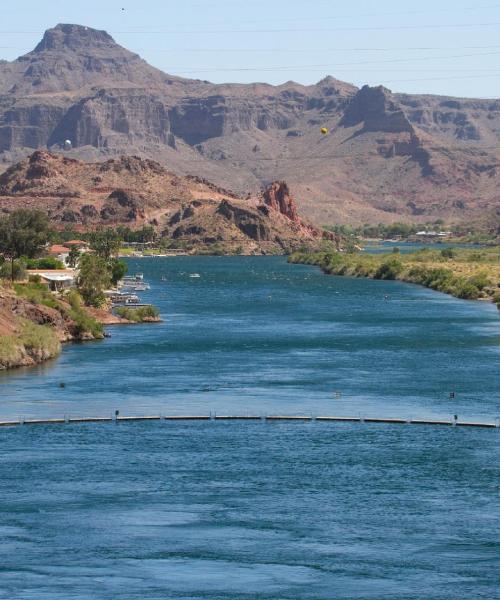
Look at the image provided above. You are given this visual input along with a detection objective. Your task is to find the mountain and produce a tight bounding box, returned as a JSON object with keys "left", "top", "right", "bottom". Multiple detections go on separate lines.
{"left": 0, "top": 150, "right": 340, "bottom": 254}
{"left": 1, "top": 23, "right": 499, "bottom": 228}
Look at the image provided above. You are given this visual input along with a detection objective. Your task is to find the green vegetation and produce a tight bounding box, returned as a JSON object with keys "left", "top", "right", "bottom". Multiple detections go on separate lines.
{"left": 109, "top": 258, "right": 128, "bottom": 286}
{"left": 76, "top": 254, "right": 112, "bottom": 307}
{"left": 81, "top": 228, "right": 128, "bottom": 302}
{"left": 116, "top": 225, "right": 157, "bottom": 243}
{"left": 289, "top": 247, "right": 500, "bottom": 308}
{"left": 326, "top": 221, "right": 499, "bottom": 245}
{"left": 10, "top": 282, "right": 103, "bottom": 338}
{"left": 0, "top": 259, "right": 26, "bottom": 281}
{"left": 89, "top": 227, "right": 123, "bottom": 260}
{"left": 18, "top": 319, "right": 61, "bottom": 357}
{"left": 0, "top": 210, "right": 51, "bottom": 281}
{"left": 66, "top": 290, "right": 104, "bottom": 338}
{"left": 67, "top": 246, "right": 81, "bottom": 268}
{"left": 115, "top": 305, "right": 160, "bottom": 322}
{"left": 0, "top": 319, "right": 60, "bottom": 369}
{"left": 13, "top": 281, "right": 60, "bottom": 310}
{"left": 25, "top": 257, "right": 65, "bottom": 270}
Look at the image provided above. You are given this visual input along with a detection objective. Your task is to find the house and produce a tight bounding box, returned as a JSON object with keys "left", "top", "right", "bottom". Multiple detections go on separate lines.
{"left": 27, "top": 269, "right": 76, "bottom": 292}
{"left": 48, "top": 244, "right": 70, "bottom": 265}
{"left": 63, "top": 240, "right": 89, "bottom": 250}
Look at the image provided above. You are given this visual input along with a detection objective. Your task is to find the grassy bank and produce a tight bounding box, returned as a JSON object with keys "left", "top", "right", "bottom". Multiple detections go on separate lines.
{"left": 0, "top": 282, "right": 106, "bottom": 370}
{"left": 0, "top": 319, "right": 61, "bottom": 370}
{"left": 289, "top": 247, "right": 500, "bottom": 309}
{"left": 114, "top": 305, "right": 160, "bottom": 323}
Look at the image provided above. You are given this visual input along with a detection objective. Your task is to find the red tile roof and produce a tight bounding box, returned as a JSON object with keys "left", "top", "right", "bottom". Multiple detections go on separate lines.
{"left": 49, "top": 245, "right": 69, "bottom": 254}
{"left": 64, "top": 240, "right": 88, "bottom": 246}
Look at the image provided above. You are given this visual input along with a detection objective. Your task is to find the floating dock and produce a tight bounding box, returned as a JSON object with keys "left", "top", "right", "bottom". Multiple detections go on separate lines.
{"left": 0, "top": 415, "right": 498, "bottom": 429}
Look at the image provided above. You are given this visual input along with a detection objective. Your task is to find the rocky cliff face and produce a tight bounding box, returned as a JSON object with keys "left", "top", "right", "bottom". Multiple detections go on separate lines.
{"left": 261, "top": 182, "right": 299, "bottom": 222}
{"left": 1, "top": 24, "right": 499, "bottom": 226}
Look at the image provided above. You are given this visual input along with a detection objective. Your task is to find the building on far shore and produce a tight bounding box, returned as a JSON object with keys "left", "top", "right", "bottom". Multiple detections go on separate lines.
{"left": 408, "top": 231, "right": 453, "bottom": 242}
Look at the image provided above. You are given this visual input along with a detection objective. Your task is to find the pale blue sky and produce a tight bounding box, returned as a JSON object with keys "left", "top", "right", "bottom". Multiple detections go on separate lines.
{"left": 1, "top": 0, "right": 500, "bottom": 97}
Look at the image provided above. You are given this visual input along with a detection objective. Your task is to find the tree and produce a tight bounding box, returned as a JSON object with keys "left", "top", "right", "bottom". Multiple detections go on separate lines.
{"left": 89, "top": 228, "right": 122, "bottom": 260}
{"left": 67, "top": 246, "right": 81, "bottom": 268}
{"left": 110, "top": 258, "right": 128, "bottom": 286}
{"left": 77, "top": 254, "right": 111, "bottom": 307}
{"left": 0, "top": 210, "right": 50, "bottom": 281}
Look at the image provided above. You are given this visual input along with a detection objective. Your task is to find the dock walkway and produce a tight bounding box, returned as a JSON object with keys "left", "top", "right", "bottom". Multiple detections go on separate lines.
{"left": 0, "top": 415, "right": 498, "bottom": 429}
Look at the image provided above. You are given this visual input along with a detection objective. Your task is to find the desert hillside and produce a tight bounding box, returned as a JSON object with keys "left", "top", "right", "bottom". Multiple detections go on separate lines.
{"left": 0, "top": 151, "right": 341, "bottom": 254}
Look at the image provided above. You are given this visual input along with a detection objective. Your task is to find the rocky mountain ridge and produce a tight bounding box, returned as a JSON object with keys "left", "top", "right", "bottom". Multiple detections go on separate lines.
{"left": 0, "top": 24, "right": 499, "bottom": 228}
{"left": 0, "top": 151, "right": 340, "bottom": 254}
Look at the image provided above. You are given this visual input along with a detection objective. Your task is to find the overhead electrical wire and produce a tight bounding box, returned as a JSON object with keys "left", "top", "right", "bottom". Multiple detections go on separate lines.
{"left": 165, "top": 50, "right": 500, "bottom": 73}
{"left": 2, "top": 20, "right": 500, "bottom": 35}
{"left": 110, "top": 22, "right": 500, "bottom": 34}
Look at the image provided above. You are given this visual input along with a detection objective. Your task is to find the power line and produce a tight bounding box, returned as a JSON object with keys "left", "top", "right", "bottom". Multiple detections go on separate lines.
{"left": 2, "top": 21, "right": 500, "bottom": 35}
{"left": 6, "top": 44, "right": 500, "bottom": 54}
{"left": 110, "top": 22, "right": 500, "bottom": 34}
{"left": 164, "top": 50, "right": 500, "bottom": 73}
{"left": 240, "top": 4, "right": 500, "bottom": 25}
{"left": 162, "top": 145, "right": 500, "bottom": 165}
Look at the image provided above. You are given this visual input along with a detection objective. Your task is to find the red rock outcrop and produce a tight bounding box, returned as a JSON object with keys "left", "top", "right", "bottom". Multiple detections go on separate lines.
{"left": 261, "top": 181, "right": 299, "bottom": 222}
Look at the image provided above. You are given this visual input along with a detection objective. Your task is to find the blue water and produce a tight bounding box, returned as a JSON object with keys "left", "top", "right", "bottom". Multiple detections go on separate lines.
{"left": 0, "top": 256, "right": 498, "bottom": 421}
{"left": 1, "top": 257, "right": 499, "bottom": 599}
{"left": 362, "top": 241, "right": 484, "bottom": 254}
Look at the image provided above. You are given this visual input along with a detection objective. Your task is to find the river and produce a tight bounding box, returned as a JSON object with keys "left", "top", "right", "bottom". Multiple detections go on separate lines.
{"left": 0, "top": 256, "right": 499, "bottom": 599}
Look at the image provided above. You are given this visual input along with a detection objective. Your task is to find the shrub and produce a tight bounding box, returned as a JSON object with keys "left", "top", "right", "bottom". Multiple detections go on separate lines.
{"left": 115, "top": 305, "right": 159, "bottom": 322}
{"left": 13, "top": 281, "right": 59, "bottom": 310}
{"left": 374, "top": 259, "right": 403, "bottom": 280}
{"left": 0, "top": 335, "right": 22, "bottom": 366}
{"left": 440, "top": 248, "right": 455, "bottom": 259}
{"left": 453, "top": 280, "right": 481, "bottom": 300}
{"left": 19, "top": 320, "right": 60, "bottom": 357}
{"left": 467, "top": 273, "right": 491, "bottom": 291}
{"left": 65, "top": 290, "right": 103, "bottom": 338}
{"left": 0, "top": 260, "right": 26, "bottom": 281}
{"left": 69, "top": 309, "right": 104, "bottom": 338}
{"left": 25, "top": 257, "right": 64, "bottom": 270}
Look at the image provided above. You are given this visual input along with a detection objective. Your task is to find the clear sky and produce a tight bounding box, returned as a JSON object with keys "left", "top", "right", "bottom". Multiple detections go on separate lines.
{"left": 1, "top": 0, "right": 500, "bottom": 97}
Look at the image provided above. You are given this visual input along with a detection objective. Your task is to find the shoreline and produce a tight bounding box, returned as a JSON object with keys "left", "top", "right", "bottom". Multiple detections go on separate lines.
{"left": 0, "top": 285, "right": 161, "bottom": 372}
{"left": 289, "top": 249, "right": 500, "bottom": 311}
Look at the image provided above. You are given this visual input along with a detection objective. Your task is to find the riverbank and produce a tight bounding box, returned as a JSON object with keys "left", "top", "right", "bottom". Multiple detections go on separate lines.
{"left": 0, "top": 282, "right": 160, "bottom": 371}
{"left": 289, "top": 247, "right": 500, "bottom": 309}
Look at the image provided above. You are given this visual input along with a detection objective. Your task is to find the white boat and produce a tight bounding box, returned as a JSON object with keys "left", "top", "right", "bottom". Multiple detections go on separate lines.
{"left": 119, "top": 273, "right": 149, "bottom": 289}
{"left": 111, "top": 293, "right": 140, "bottom": 305}
{"left": 189, "top": 273, "right": 201, "bottom": 278}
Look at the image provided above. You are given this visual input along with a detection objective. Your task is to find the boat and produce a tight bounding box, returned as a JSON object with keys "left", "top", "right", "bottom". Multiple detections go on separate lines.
{"left": 110, "top": 293, "right": 141, "bottom": 305}
{"left": 189, "top": 273, "right": 201, "bottom": 278}
{"left": 119, "top": 273, "right": 149, "bottom": 290}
